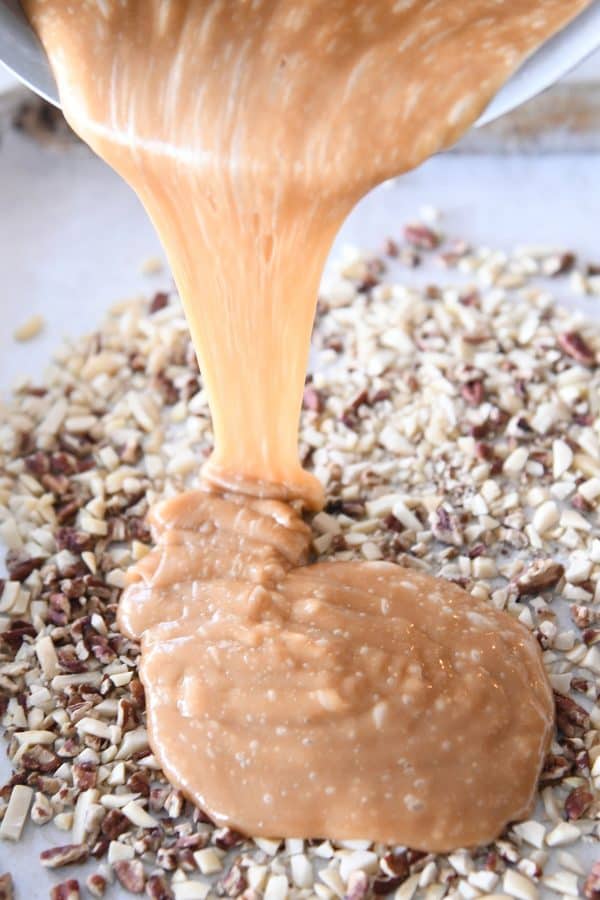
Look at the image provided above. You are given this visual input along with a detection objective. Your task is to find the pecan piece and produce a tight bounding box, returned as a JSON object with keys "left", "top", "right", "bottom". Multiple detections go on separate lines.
{"left": 554, "top": 692, "right": 590, "bottom": 737}
{"left": 50, "top": 880, "right": 80, "bottom": 900}
{"left": 86, "top": 874, "right": 107, "bottom": 898}
{"left": 214, "top": 827, "right": 245, "bottom": 850}
{"left": 565, "top": 785, "right": 593, "bottom": 820}
{"left": 540, "top": 753, "right": 572, "bottom": 785}
{"left": 584, "top": 863, "right": 600, "bottom": 900}
{"left": 146, "top": 874, "right": 175, "bottom": 900}
{"left": 430, "top": 506, "right": 463, "bottom": 547}
{"left": 21, "top": 744, "right": 60, "bottom": 773}
{"left": 56, "top": 528, "right": 93, "bottom": 553}
{"left": 7, "top": 555, "right": 45, "bottom": 582}
{"left": 461, "top": 380, "right": 485, "bottom": 406}
{"left": 101, "top": 808, "right": 130, "bottom": 839}
{"left": 114, "top": 859, "right": 146, "bottom": 894}
{"left": 72, "top": 761, "right": 97, "bottom": 791}
{"left": 40, "top": 844, "right": 89, "bottom": 868}
{"left": 404, "top": 223, "right": 440, "bottom": 250}
{"left": 303, "top": 386, "right": 325, "bottom": 413}
{"left": 217, "top": 864, "right": 247, "bottom": 897}
{"left": 0, "top": 874, "right": 14, "bottom": 900}
{"left": 149, "top": 291, "right": 169, "bottom": 314}
{"left": 558, "top": 331, "right": 596, "bottom": 366}
{"left": 516, "top": 560, "right": 564, "bottom": 596}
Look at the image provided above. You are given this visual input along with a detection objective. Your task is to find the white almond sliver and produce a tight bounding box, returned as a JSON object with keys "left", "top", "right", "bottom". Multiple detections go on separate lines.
{"left": 0, "top": 785, "right": 33, "bottom": 841}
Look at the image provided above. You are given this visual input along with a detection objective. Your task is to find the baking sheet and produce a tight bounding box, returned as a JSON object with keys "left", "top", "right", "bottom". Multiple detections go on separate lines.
{"left": 1, "top": 89, "right": 600, "bottom": 896}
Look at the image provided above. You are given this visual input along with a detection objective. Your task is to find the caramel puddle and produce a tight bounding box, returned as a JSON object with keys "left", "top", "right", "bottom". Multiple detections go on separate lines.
{"left": 24, "top": 0, "right": 588, "bottom": 848}
{"left": 118, "top": 489, "right": 554, "bottom": 850}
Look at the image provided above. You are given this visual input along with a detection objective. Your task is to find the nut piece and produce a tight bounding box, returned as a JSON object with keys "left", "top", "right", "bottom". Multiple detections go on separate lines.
{"left": 558, "top": 331, "right": 596, "bottom": 366}
{"left": 50, "top": 880, "right": 80, "bottom": 900}
{"left": 40, "top": 843, "right": 89, "bottom": 868}
{"left": 565, "top": 786, "right": 593, "bottom": 821}
{"left": 145, "top": 873, "right": 175, "bottom": 899}
{"left": 0, "top": 873, "right": 14, "bottom": 900}
{"left": 583, "top": 862, "right": 600, "bottom": 900}
{"left": 13, "top": 313, "right": 45, "bottom": 342}
{"left": 31, "top": 791, "right": 53, "bottom": 825}
{"left": 0, "top": 785, "right": 33, "bottom": 841}
{"left": 344, "top": 870, "right": 370, "bottom": 900}
{"left": 86, "top": 873, "right": 107, "bottom": 898}
{"left": 516, "top": 560, "right": 564, "bottom": 596}
{"left": 114, "top": 859, "right": 146, "bottom": 894}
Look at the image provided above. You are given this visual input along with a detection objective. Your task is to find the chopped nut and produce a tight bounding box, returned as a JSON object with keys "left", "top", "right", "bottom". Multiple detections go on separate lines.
{"left": 0, "top": 784, "right": 33, "bottom": 841}
{"left": 114, "top": 859, "right": 146, "bottom": 894}
{"left": 146, "top": 874, "right": 175, "bottom": 899}
{"left": 0, "top": 874, "right": 14, "bottom": 900}
{"left": 50, "top": 880, "right": 80, "bottom": 900}
{"left": 583, "top": 862, "right": 600, "bottom": 900}
{"left": 40, "top": 843, "right": 89, "bottom": 868}
{"left": 516, "top": 560, "right": 564, "bottom": 595}
{"left": 86, "top": 873, "right": 107, "bottom": 898}
{"left": 558, "top": 331, "right": 596, "bottom": 367}
{"left": 564, "top": 786, "right": 593, "bottom": 821}
{"left": 13, "top": 313, "right": 45, "bottom": 342}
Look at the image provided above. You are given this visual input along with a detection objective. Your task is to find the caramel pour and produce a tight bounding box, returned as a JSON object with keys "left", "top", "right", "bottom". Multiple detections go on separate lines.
{"left": 25, "top": 0, "right": 587, "bottom": 848}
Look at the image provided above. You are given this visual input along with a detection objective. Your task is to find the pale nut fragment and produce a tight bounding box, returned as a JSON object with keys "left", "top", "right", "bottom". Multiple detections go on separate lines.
{"left": 13, "top": 313, "right": 45, "bottom": 342}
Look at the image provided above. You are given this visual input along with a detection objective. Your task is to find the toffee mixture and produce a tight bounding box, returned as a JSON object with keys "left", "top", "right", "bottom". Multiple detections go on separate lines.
{"left": 24, "top": 0, "right": 588, "bottom": 849}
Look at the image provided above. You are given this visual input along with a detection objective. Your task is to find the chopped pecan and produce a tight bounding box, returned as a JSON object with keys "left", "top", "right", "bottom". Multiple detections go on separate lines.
{"left": 404, "top": 223, "right": 440, "bottom": 250}
{"left": 214, "top": 827, "right": 245, "bottom": 851}
{"left": 86, "top": 873, "right": 107, "bottom": 898}
{"left": 540, "top": 753, "right": 572, "bottom": 785}
{"left": 40, "top": 844, "right": 89, "bottom": 868}
{"left": 20, "top": 744, "right": 60, "bottom": 773}
{"left": 127, "top": 770, "right": 150, "bottom": 797}
{"left": 430, "top": 506, "right": 463, "bottom": 547}
{"left": 156, "top": 846, "right": 178, "bottom": 871}
{"left": 114, "top": 859, "right": 146, "bottom": 894}
{"left": 373, "top": 877, "right": 407, "bottom": 895}
{"left": 149, "top": 787, "right": 170, "bottom": 813}
{"left": 56, "top": 528, "right": 93, "bottom": 553}
{"left": 1, "top": 621, "right": 37, "bottom": 648}
{"left": 584, "top": 862, "right": 600, "bottom": 900}
{"left": 25, "top": 450, "right": 50, "bottom": 476}
{"left": 50, "top": 880, "right": 80, "bottom": 900}
{"left": 303, "top": 386, "right": 325, "bottom": 413}
{"left": 558, "top": 331, "right": 596, "bottom": 366}
{"left": 0, "top": 874, "right": 14, "bottom": 900}
{"left": 101, "top": 808, "right": 130, "bottom": 839}
{"left": 565, "top": 785, "right": 593, "bottom": 820}
{"left": 130, "top": 678, "right": 146, "bottom": 710}
{"left": 383, "top": 514, "right": 404, "bottom": 533}
{"left": 176, "top": 833, "right": 208, "bottom": 851}
{"left": 554, "top": 691, "right": 590, "bottom": 737}
{"left": 146, "top": 874, "right": 175, "bottom": 900}
{"left": 461, "top": 380, "right": 485, "bottom": 406}
{"left": 7, "top": 555, "right": 45, "bottom": 582}
{"left": 72, "top": 761, "right": 97, "bottom": 791}
{"left": 217, "top": 864, "right": 248, "bottom": 897}
{"left": 150, "top": 291, "right": 169, "bottom": 314}
{"left": 117, "top": 698, "right": 139, "bottom": 733}
{"left": 548, "top": 252, "right": 576, "bottom": 277}
{"left": 516, "top": 560, "right": 564, "bottom": 596}
{"left": 571, "top": 604, "right": 593, "bottom": 629}
{"left": 58, "top": 647, "right": 87, "bottom": 674}
{"left": 380, "top": 851, "right": 409, "bottom": 880}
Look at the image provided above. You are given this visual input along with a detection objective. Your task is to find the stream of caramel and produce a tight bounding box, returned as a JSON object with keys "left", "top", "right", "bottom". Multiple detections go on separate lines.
{"left": 25, "top": 0, "right": 587, "bottom": 848}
